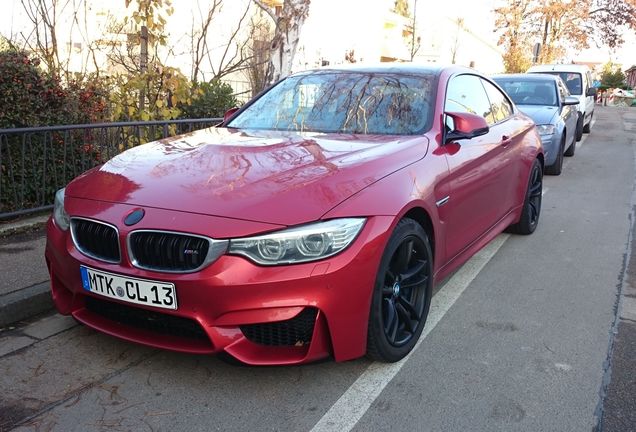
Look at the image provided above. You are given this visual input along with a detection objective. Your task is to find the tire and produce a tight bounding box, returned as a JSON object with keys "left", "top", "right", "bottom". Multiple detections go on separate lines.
{"left": 564, "top": 131, "right": 575, "bottom": 157}
{"left": 575, "top": 114, "right": 584, "bottom": 142}
{"left": 366, "top": 218, "right": 433, "bottom": 362}
{"left": 545, "top": 137, "right": 564, "bottom": 175}
{"left": 582, "top": 112, "right": 593, "bottom": 133}
{"left": 508, "top": 159, "right": 542, "bottom": 235}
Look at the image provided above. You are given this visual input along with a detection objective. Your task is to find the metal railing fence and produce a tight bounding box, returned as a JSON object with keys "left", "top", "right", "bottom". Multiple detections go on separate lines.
{"left": 0, "top": 118, "right": 221, "bottom": 220}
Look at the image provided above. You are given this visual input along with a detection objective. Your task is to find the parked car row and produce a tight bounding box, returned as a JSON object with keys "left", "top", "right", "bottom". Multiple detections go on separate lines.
{"left": 492, "top": 64, "right": 596, "bottom": 176}
{"left": 48, "top": 64, "right": 547, "bottom": 365}
{"left": 528, "top": 63, "right": 597, "bottom": 139}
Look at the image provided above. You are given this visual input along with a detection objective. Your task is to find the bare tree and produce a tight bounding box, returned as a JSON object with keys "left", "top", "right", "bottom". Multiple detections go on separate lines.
{"left": 253, "top": 0, "right": 311, "bottom": 85}
{"left": 16, "top": 0, "right": 119, "bottom": 79}
{"left": 98, "top": 0, "right": 173, "bottom": 75}
{"left": 451, "top": 17, "right": 464, "bottom": 64}
{"left": 189, "top": 0, "right": 254, "bottom": 82}
{"left": 98, "top": 16, "right": 146, "bottom": 74}
{"left": 190, "top": 0, "right": 222, "bottom": 81}
{"left": 409, "top": 0, "right": 421, "bottom": 61}
{"left": 18, "top": 0, "right": 81, "bottom": 79}
{"left": 243, "top": 14, "right": 274, "bottom": 96}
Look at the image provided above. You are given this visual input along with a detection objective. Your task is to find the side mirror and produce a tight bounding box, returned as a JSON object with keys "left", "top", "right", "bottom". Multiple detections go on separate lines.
{"left": 444, "top": 112, "right": 489, "bottom": 143}
{"left": 563, "top": 96, "right": 580, "bottom": 106}
{"left": 223, "top": 107, "right": 240, "bottom": 124}
{"left": 586, "top": 87, "right": 597, "bottom": 97}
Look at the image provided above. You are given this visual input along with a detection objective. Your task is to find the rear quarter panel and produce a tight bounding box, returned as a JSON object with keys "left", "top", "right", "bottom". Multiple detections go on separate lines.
{"left": 510, "top": 111, "right": 543, "bottom": 205}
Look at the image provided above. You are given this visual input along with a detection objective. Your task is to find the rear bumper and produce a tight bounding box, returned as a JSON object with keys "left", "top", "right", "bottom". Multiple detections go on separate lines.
{"left": 45, "top": 203, "right": 394, "bottom": 365}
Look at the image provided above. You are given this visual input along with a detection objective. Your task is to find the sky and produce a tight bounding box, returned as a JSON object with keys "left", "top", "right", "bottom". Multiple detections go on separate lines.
{"left": 1, "top": 0, "right": 635, "bottom": 71}
{"left": 578, "top": 32, "right": 636, "bottom": 67}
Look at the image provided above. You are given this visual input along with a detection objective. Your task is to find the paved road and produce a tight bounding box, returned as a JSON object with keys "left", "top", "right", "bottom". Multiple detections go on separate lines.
{"left": 1, "top": 106, "right": 634, "bottom": 432}
{"left": 0, "top": 229, "right": 47, "bottom": 297}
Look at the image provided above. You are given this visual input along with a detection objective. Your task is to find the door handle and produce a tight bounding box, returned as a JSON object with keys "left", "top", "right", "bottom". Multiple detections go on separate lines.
{"left": 501, "top": 135, "right": 512, "bottom": 147}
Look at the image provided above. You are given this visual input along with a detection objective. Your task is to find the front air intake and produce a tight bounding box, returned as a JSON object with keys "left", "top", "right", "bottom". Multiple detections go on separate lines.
{"left": 240, "top": 308, "right": 318, "bottom": 347}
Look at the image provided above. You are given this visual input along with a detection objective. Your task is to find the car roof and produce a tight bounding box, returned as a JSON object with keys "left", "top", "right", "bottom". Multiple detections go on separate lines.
{"left": 527, "top": 64, "right": 590, "bottom": 73}
{"left": 492, "top": 73, "right": 561, "bottom": 82}
{"left": 291, "top": 63, "right": 468, "bottom": 76}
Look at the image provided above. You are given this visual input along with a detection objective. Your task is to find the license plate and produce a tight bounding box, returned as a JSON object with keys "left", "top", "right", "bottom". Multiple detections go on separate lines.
{"left": 80, "top": 266, "right": 177, "bottom": 310}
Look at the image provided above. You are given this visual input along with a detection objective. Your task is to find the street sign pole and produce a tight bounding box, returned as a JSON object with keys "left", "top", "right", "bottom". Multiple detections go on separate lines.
{"left": 532, "top": 43, "right": 541, "bottom": 64}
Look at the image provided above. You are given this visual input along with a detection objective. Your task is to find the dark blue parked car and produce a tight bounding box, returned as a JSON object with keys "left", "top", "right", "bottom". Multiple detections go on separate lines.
{"left": 492, "top": 73, "right": 579, "bottom": 175}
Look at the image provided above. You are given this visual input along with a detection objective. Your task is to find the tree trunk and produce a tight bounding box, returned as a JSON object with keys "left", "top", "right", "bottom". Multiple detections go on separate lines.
{"left": 139, "top": 25, "right": 148, "bottom": 113}
{"left": 255, "top": 0, "right": 311, "bottom": 85}
{"left": 540, "top": 18, "right": 549, "bottom": 63}
{"left": 269, "top": 21, "right": 303, "bottom": 83}
{"left": 410, "top": 0, "right": 419, "bottom": 61}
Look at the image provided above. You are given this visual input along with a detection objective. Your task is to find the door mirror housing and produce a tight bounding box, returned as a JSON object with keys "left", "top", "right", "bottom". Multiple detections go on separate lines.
{"left": 223, "top": 107, "right": 240, "bottom": 124}
{"left": 563, "top": 96, "right": 580, "bottom": 106}
{"left": 444, "top": 112, "right": 490, "bottom": 143}
{"left": 586, "top": 87, "right": 597, "bottom": 97}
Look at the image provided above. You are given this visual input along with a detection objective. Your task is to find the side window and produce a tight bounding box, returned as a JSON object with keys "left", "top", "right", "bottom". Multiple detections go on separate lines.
{"left": 445, "top": 74, "right": 494, "bottom": 126}
{"left": 481, "top": 79, "right": 513, "bottom": 124}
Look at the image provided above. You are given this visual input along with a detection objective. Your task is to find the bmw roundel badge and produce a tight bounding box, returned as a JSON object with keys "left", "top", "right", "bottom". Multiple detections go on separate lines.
{"left": 124, "top": 209, "right": 145, "bottom": 226}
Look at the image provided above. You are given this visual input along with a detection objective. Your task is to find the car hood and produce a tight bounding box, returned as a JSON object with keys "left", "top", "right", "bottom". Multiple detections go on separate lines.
{"left": 67, "top": 127, "right": 428, "bottom": 226}
{"left": 517, "top": 105, "right": 558, "bottom": 125}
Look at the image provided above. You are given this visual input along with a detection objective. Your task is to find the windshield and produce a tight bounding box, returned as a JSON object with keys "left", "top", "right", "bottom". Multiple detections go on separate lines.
{"left": 227, "top": 72, "right": 435, "bottom": 135}
{"left": 538, "top": 72, "right": 582, "bottom": 95}
{"left": 494, "top": 79, "right": 558, "bottom": 106}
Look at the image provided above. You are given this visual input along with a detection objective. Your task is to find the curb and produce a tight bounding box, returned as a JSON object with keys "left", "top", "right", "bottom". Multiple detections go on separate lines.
{"left": 0, "top": 215, "right": 49, "bottom": 238}
{"left": 0, "top": 214, "right": 52, "bottom": 327}
{"left": 0, "top": 281, "right": 53, "bottom": 328}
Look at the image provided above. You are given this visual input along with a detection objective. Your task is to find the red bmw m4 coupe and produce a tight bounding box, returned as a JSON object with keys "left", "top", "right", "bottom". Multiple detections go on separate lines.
{"left": 46, "top": 65, "right": 543, "bottom": 365}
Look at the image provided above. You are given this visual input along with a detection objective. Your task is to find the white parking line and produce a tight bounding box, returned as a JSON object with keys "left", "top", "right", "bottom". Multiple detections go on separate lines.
{"left": 310, "top": 233, "right": 511, "bottom": 432}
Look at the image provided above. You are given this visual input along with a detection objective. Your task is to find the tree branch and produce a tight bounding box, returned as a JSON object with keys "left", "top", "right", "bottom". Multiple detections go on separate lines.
{"left": 252, "top": 0, "right": 278, "bottom": 25}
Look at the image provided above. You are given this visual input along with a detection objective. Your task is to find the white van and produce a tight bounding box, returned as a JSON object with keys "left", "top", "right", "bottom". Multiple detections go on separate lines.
{"left": 527, "top": 64, "right": 596, "bottom": 141}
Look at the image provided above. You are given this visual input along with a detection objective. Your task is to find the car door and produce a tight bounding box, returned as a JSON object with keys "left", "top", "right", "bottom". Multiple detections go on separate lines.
{"left": 557, "top": 79, "right": 577, "bottom": 146}
{"left": 585, "top": 70, "right": 595, "bottom": 121}
{"left": 442, "top": 74, "right": 518, "bottom": 261}
{"left": 480, "top": 77, "right": 523, "bottom": 198}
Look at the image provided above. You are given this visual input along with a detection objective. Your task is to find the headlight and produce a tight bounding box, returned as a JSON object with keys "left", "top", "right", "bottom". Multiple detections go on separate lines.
{"left": 53, "top": 188, "right": 70, "bottom": 231}
{"left": 536, "top": 124, "right": 556, "bottom": 136}
{"left": 228, "top": 218, "right": 366, "bottom": 265}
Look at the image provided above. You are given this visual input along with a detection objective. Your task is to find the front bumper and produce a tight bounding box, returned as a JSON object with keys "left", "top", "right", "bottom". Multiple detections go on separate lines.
{"left": 45, "top": 198, "right": 393, "bottom": 365}
{"left": 540, "top": 134, "right": 559, "bottom": 166}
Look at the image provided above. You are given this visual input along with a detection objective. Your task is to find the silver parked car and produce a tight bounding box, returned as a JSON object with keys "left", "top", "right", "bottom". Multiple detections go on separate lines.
{"left": 492, "top": 73, "right": 579, "bottom": 175}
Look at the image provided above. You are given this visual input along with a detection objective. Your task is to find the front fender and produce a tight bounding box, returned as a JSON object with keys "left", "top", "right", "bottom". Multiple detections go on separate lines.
{"left": 321, "top": 155, "right": 448, "bottom": 272}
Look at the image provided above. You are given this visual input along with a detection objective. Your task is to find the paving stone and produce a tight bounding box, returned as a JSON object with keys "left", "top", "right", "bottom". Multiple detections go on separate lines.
{"left": 0, "top": 335, "right": 35, "bottom": 357}
{"left": 22, "top": 314, "right": 76, "bottom": 340}
{"left": 0, "top": 282, "right": 53, "bottom": 327}
{"left": 600, "top": 321, "right": 636, "bottom": 431}
{"left": 620, "top": 296, "right": 636, "bottom": 322}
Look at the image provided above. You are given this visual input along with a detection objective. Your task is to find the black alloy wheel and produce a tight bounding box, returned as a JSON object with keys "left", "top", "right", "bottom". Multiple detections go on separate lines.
{"left": 367, "top": 218, "right": 433, "bottom": 362}
{"left": 508, "top": 158, "right": 542, "bottom": 235}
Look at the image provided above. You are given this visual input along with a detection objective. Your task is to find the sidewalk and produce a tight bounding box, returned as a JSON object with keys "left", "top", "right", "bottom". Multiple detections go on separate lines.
{"left": 0, "top": 214, "right": 52, "bottom": 327}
